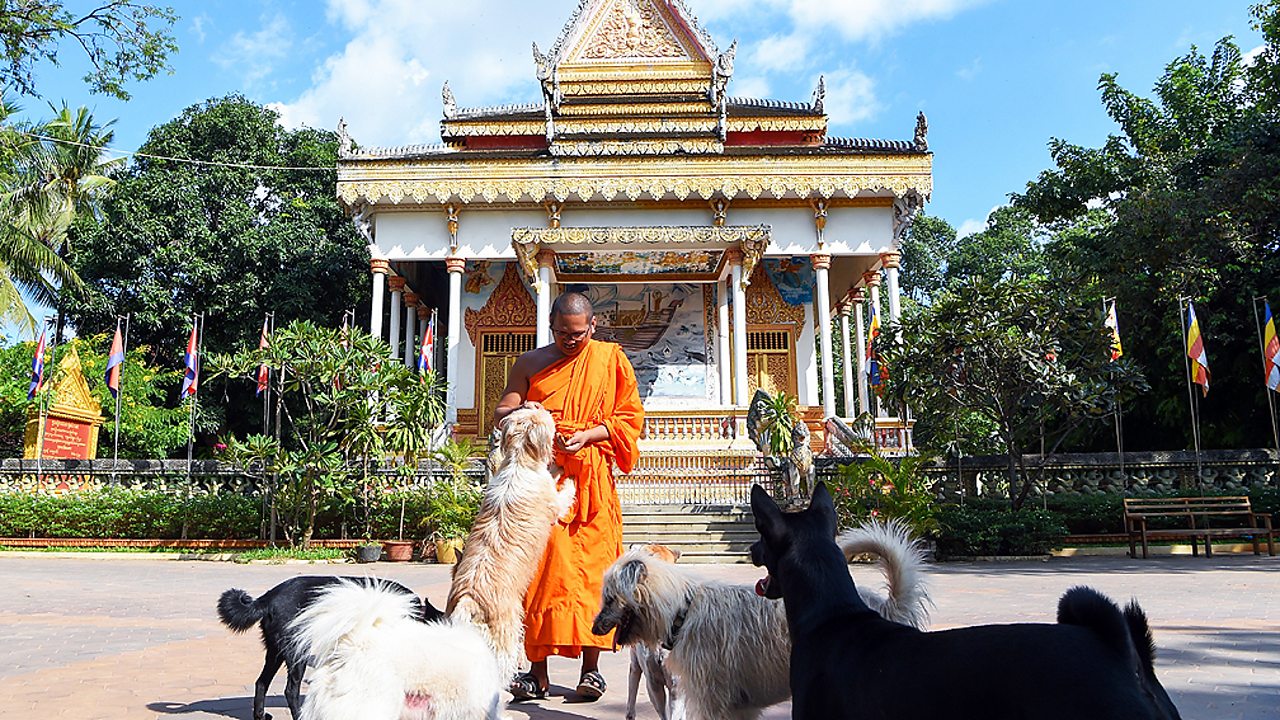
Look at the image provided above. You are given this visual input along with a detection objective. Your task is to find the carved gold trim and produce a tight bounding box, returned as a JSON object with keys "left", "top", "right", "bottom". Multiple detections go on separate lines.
{"left": 441, "top": 116, "right": 822, "bottom": 139}
{"left": 570, "top": 0, "right": 692, "bottom": 62}
{"left": 746, "top": 264, "right": 805, "bottom": 326}
{"left": 463, "top": 263, "right": 537, "bottom": 344}
{"left": 725, "top": 117, "right": 827, "bottom": 133}
{"left": 559, "top": 79, "right": 711, "bottom": 95}
{"left": 550, "top": 138, "right": 724, "bottom": 157}
{"left": 556, "top": 118, "right": 719, "bottom": 134}
{"left": 559, "top": 101, "right": 712, "bottom": 116}
{"left": 443, "top": 120, "right": 544, "bottom": 137}
{"left": 337, "top": 154, "right": 933, "bottom": 206}
{"left": 511, "top": 225, "right": 770, "bottom": 287}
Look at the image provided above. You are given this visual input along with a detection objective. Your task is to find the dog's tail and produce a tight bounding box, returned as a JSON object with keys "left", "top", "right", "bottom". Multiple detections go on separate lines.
{"left": 1058, "top": 586, "right": 1182, "bottom": 719}
{"left": 837, "top": 518, "right": 931, "bottom": 628}
{"left": 288, "top": 579, "right": 425, "bottom": 663}
{"left": 217, "top": 588, "right": 265, "bottom": 633}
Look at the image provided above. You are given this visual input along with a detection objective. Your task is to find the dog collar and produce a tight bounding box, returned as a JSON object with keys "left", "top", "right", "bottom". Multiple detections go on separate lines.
{"left": 662, "top": 592, "right": 694, "bottom": 650}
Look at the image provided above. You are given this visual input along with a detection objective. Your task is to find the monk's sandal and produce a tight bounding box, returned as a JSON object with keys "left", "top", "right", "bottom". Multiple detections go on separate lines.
{"left": 508, "top": 672, "right": 547, "bottom": 701}
{"left": 575, "top": 670, "right": 606, "bottom": 701}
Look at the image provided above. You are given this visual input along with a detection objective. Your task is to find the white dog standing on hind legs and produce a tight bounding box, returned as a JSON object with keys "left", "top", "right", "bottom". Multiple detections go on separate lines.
{"left": 592, "top": 519, "right": 930, "bottom": 720}
{"left": 289, "top": 406, "right": 573, "bottom": 720}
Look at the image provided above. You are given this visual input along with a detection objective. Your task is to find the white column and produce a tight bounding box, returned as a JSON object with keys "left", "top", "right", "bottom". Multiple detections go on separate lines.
{"left": 369, "top": 258, "right": 389, "bottom": 342}
{"left": 812, "top": 254, "right": 836, "bottom": 418}
{"left": 853, "top": 289, "right": 869, "bottom": 416}
{"left": 729, "top": 249, "right": 748, "bottom": 406}
{"left": 840, "top": 308, "right": 855, "bottom": 418}
{"left": 717, "top": 279, "right": 731, "bottom": 405}
{"left": 402, "top": 292, "right": 418, "bottom": 369}
{"left": 799, "top": 302, "right": 819, "bottom": 407}
{"left": 445, "top": 256, "right": 465, "bottom": 424}
{"left": 536, "top": 250, "right": 554, "bottom": 348}
{"left": 882, "top": 251, "right": 902, "bottom": 322}
{"left": 388, "top": 276, "right": 404, "bottom": 362}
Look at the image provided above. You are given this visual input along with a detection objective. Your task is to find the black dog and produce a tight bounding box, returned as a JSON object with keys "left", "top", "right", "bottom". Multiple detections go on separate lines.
{"left": 217, "top": 575, "right": 444, "bottom": 720}
{"left": 750, "top": 483, "right": 1182, "bottom": 720}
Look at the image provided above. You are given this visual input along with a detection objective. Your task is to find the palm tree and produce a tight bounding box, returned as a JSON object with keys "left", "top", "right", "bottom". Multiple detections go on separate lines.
{"left": 0, "top": 102, "right": 120, "bottom": 338}
{"left": 0, "top": 98, "right": 83, "bottom": 337}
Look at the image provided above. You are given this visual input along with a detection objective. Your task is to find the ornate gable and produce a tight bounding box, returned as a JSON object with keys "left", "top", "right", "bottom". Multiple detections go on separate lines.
{"left": 568, "top": 0, "right": 699, "bottom": 64}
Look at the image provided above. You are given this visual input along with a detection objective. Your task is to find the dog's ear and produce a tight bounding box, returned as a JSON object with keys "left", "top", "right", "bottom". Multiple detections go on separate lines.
{"left": 618, "top": 557, "right": 647, "bottom": 592}
{"left": 669, "top": 547, "right": 682, "bottom": 561}
{"left": 751, "top": 484, "right": 786, "bottom": 540}
{"left": 522, "top": 414, "right": 553, "bottom": 462}
{"left": 809, "top": 482, "right": 838, "bottom": 537}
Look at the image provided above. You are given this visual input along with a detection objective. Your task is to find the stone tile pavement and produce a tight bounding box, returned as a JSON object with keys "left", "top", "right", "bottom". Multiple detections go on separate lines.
{"left": 0, "top": 552, "right": 1275, "bottom": 719}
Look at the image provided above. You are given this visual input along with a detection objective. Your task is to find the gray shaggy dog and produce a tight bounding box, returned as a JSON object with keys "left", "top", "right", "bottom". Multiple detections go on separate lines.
{"left": 592, "top": 519, "right": 930, "bottom": 720}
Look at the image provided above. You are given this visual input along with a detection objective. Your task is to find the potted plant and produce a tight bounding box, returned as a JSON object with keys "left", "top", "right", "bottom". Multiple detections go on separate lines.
{"left": 424, "top": 473, "right": 480, "bottom": 564}
{"left": 354, "top": 540, "right": 382, "bottom": 563}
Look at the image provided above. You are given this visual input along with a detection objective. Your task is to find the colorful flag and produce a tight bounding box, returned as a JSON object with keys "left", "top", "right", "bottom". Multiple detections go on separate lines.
{"left": 255, "top": 318, "right": 270, "bottom": 397}
{"left": 1264, "top": 300, "right": 1279, "bottom": 393}
{"left": 418, "top": 312, "right": 435, "bottom": 377}
{"left": 866, "top": 303, "right": 882, "bottom": 389}
{"left": 104, "top": 325, "right": 125, "bottom": 399}
{"left": 1104, "top": 300, "right": 1123, "bottom": 361}
{"left": 27, "top": 330, "right": 47, "bottom": 400}
{"left": 1185, "top": 302, "right": 1210, "bottom": 396}
{"left": 180, "top": 323, "right": 199, "bottom": 399}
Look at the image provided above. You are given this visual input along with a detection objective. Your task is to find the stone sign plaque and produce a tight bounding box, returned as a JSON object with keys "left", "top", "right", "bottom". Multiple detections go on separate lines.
{"left": 23, "top": 346, "right": 104, "bottom": 460}
{"left": 38, "top": 416, "right": 96, "bottom": 459}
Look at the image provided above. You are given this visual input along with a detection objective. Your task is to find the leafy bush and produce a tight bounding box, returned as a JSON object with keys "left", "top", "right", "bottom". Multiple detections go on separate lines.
{"left": 935, "top": 501, "right": 1068, "bottom": 558}
{"left": 1044, "top": 493, "right": 1126, "bottom": 534}
{"left": 828, "top": 454, "right": 941, "bottom": 539}
{"left": 0, "top": 489, "right": 258, "bottom": 539}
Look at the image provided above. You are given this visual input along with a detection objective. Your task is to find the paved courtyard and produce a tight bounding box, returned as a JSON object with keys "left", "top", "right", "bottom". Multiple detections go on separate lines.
{"left": 0, "top": 551, "right": 1275, "bottom": 719}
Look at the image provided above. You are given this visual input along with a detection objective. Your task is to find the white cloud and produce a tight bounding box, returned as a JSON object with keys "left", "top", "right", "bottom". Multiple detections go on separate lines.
{"left": 1242, "top": 44, "right": 1266, "bottom": 67}
{"left": 213, "top": 12, "right": 293, "bottom": 90}
{"left": 784, "top": 0, "right": 986, "bottom": 45}
{"left": 750, "top": 33, "right": 810, "bottom": 73}
{"left": 955, "top": 57, "right": 982, "bottom": 81}
{"left": 190, "top": 14, "right": 209, "bottom": 45}
{"left": 269, "top": 0, "right": 565, "bottom": 146}
{"left": 956, "top": 217, "right": 985, "bottom": 238}
{"left": 729, "top": 74, "right": 772, "bottom": 99}
{"left": 821, "top": 68, "right": 878, "bottom": 127}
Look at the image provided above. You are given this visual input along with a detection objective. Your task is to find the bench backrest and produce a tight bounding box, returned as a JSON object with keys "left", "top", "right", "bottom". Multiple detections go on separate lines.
{"left": 1123, "top": 496, "right": 1254, "bottom": 518}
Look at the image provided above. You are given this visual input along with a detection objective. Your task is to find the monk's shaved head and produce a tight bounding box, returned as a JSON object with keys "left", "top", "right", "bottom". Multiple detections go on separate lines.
{"left": 551, "top": 292, "right": 594, "bottom": 319}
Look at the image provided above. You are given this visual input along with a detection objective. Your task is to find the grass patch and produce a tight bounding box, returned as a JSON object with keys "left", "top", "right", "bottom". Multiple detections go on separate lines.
{"left": 233, "top": 546, "right": 350, "bottom": 564}
{"left": 0, "top": 545, "right": 199, "bottom": 553}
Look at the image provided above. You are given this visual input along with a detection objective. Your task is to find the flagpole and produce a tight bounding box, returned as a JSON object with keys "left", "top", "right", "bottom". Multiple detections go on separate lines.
{"left": 1178, "top": 298, "right": 1204, "bottom": 493}
{"left": 111, "top": 314, "right": 130, "bottom": 484}
{"left": 185, "top": 313, "right": 202, "bottom": 485}
{"left": 35, "top": 314, "right": 55, "bottom": 485}
{"left": 1252, "top": 297, "right": 1280, "bottom": 483}
{"left": 1104, "top": 297, "right": 1126, "bottom": 486}
{"left": 261, "top": 312, "right": 272, "bottom": 434}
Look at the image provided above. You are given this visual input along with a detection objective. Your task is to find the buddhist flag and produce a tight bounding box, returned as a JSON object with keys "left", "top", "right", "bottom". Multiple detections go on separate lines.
{"left": 1104, "top": 300, "right": 1123, "bottom": 361}
{"left": 418, "top": 312, "right": 435, "bottom": 377}
{"left": 867, "top": 303, "right": 882, "bottom": 389}
{"left": 1264, "top": 300, "right": 1280, "bottom": 393}
{"left": 104, "top": 325, "right": 125, "bottom": 399}
{"left": 27, "top": 329, "right": 47, "bottom": 400}
{"left": 180, "top": 323, "right": 199, "bottom": 399}
{"left": 255, "top": 318, "right": 270, "bottom": 397}
{"left": 1185, "top": 302, "right": 1210, "bottom": 396}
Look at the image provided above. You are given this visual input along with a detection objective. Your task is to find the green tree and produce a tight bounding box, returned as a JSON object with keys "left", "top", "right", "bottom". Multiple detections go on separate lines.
{"left": 1014, "top": 3, "right": 1280, "bottom": 449}
{"left": 898, "top": 212, "right": 957, "bottom": 304}
{"left": 882, "top": 276, "right": 1147, "bottom": 509}
{"left": 0, "top": 1, "right": 178, "bottom": 101}
{"left": 211, "top": 320, "right": 448, "bottom": 547}
{"left": 65, "top": 95, "right": 369, "bottom": 438}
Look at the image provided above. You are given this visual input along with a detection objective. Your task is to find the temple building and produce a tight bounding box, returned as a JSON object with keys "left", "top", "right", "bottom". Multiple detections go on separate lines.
{"left": 336, "top": 0, "right": 932, "bottom": 479}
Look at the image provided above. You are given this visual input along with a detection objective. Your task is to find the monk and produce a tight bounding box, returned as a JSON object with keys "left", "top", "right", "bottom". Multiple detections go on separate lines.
{"left": 492, "top": 291, "right": 644, "bottom": 702}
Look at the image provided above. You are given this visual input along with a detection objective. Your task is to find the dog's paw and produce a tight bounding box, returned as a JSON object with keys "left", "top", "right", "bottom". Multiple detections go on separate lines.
{"left": 555, "top": 479, "right": 577, "bottom": 521}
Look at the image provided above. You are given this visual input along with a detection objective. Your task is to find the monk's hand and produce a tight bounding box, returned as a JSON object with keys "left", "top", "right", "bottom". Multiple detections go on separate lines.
{"left": 520, "top": 400, "right": 544, "bottom": 412}
{"left": 557, "top": 431, "right": 590, "bottom": 454}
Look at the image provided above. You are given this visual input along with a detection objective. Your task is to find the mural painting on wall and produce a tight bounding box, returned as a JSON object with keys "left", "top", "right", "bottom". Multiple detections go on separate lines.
{"left": 569, "top": 282, "right": 714, "bottom": 402}
{"left": 556, "top": 250, "right": 722, "bottom": 277}
{"left": 763, "top": 257, "right": 816, "bottom": 306}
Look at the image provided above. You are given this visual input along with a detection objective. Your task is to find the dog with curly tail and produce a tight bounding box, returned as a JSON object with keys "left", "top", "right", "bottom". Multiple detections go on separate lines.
{"left": 592, "top": 517, "right": 930, "bottom": 720}
{"left": 289, "top": 406, "right": 573, "bottom": 720}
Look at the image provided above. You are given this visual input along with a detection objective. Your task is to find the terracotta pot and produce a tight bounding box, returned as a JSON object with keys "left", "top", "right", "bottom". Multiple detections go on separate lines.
{"left": 434, "top": 538, "right": 465, "bottom": 564}
{"left": 381, "top": 540, "right": 415, "bottom": 562}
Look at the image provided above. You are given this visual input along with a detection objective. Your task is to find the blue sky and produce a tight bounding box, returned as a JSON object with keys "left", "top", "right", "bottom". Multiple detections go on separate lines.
{"left": 10, "top": 0, "right": 1267, "bottom": 339}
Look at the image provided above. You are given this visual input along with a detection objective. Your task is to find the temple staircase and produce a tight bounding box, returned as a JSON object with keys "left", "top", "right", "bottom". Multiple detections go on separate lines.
{"left": 621, "top": 505, "right": 758, "bottom": 564}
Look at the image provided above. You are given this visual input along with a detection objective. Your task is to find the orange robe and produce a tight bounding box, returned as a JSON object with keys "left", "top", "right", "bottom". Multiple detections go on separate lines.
{"left": 522, "top": 339, "right": 644, "bottom": 662}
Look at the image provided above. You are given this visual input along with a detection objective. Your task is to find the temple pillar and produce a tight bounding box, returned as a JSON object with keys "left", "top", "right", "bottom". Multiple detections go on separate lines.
{"left": 446, "top": 256, "right": 465, "bottom": 424}
{"left": 839, "top": 301, "right": 855, "bottom": 418}
{"left": 852, "top": 288, "right": 869, "bottom": 416}
{"left": 717, "top": 278, "right": 731, "bottom": 405}
{"left": 369, "top": 258, "right": 389, "bottom": 342}
{"left": 402, "top": 292, "right": 418, "bottom": 370}
{"left": 388, "top": 276, "right": 404, "bottom": 362}
{"left": 728, "top": 248, "right": 748, "bottom": 406}
{"left": 536, "top": 250, "right": 555, "bottom": 347}
{"left": 882, "top": 251, "right": 902, "bottom": 322}
{"left": 812, "top": 254, "right": 836, "bottom": 418}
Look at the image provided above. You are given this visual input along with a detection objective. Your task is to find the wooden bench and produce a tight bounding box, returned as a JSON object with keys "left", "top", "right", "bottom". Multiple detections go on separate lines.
{"left": 1123, "top": 496, "right": 1275, "bottom": 559}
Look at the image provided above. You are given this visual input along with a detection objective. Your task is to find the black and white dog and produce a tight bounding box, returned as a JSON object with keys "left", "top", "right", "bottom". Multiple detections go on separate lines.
{"left": 750, "top": 483, "right": 1182, "bottom": 720}
{"left": 217, "top": 575, "right": 443, "bottom": 720}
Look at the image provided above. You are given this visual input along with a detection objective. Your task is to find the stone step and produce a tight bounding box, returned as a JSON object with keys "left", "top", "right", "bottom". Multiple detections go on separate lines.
{"left": 622, "top": 530, "right": 758, "bottom": 544}
{"left": 620, "top": 505, "right": 757, "bottom": 562}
